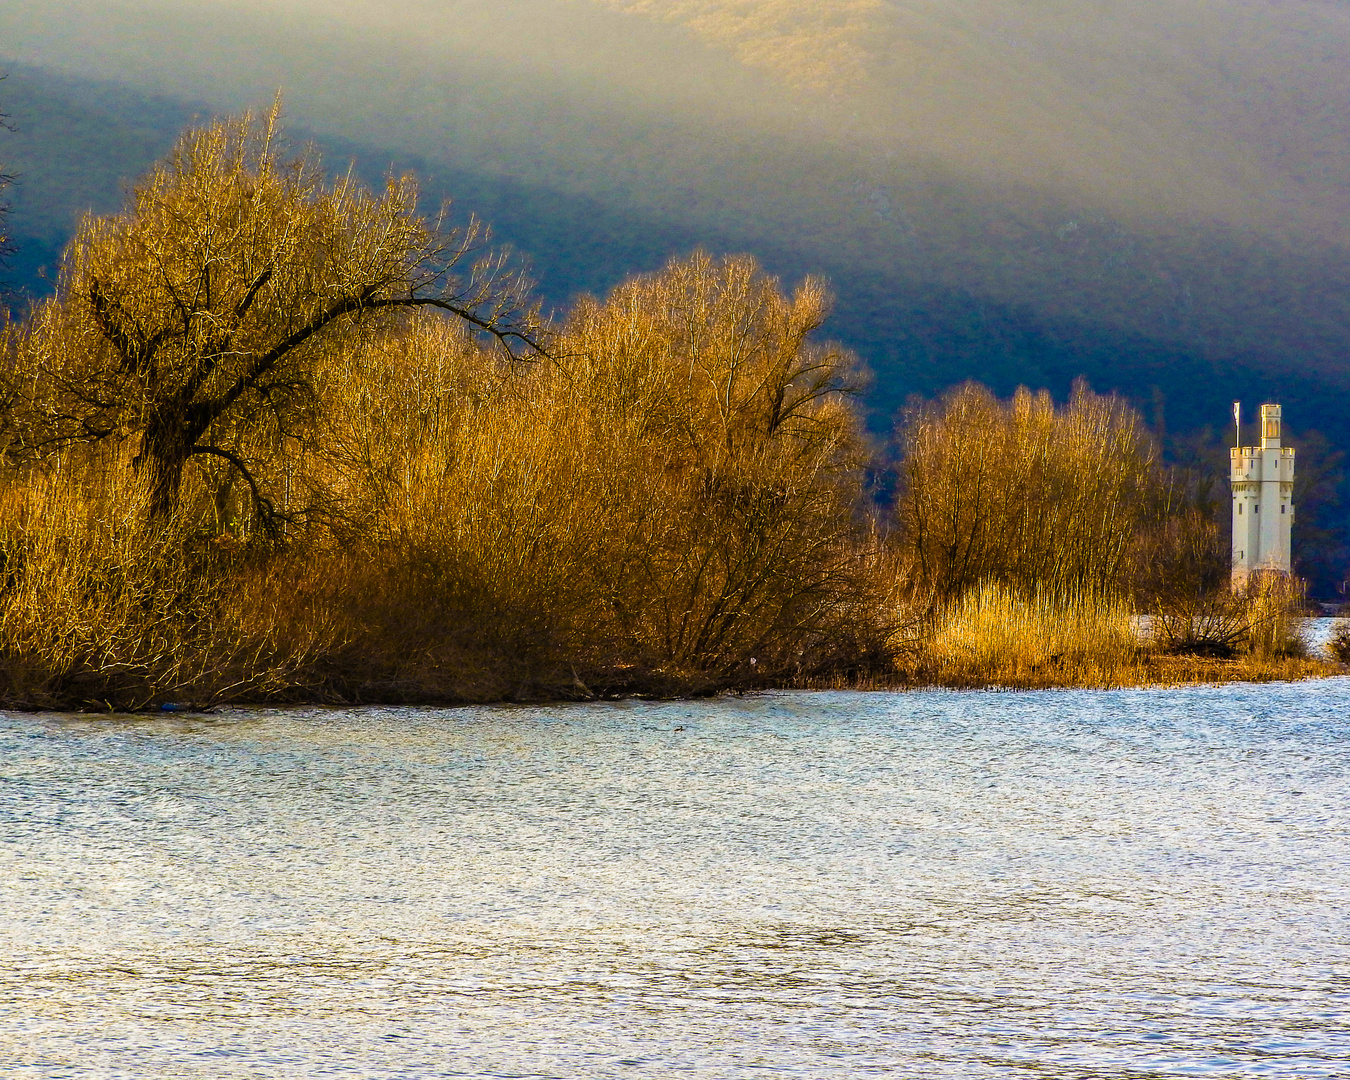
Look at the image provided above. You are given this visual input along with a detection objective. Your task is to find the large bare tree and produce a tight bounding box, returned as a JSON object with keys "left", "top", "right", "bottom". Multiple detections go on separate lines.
{"left": 13, "top": 101, "right": 541, "bottom": 524}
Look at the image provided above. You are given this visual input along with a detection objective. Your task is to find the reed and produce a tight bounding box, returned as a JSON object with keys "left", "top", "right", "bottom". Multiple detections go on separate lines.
{"left": 859, "top": 580, "right": 1332, "bottom": 691}
{"left": 909, "top": 582, "right": 1142, "bottom": 688}
{"left": 0, "top": 448, "right": 343, "bottom": 709}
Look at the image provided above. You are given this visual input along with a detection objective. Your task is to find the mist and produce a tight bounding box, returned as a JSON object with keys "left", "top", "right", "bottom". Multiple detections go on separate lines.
{"left": 8, "top": 2, "right": 1348, "bottom": 218}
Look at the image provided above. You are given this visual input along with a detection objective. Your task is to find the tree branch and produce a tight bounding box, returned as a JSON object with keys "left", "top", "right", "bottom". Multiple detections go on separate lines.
{"left": 189, "top": 443, "right": 283, "bottom": 538}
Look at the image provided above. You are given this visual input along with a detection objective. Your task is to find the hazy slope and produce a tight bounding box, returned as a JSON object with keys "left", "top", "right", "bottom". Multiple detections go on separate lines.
{"left": 601, "top": 1, "right": 1350, "bottom": 229}
{"left": 6, "top": 1, "right": 1348, "bottom": 228}
{"left": 2, "top": 2, "right": 1347, "bottom": 433}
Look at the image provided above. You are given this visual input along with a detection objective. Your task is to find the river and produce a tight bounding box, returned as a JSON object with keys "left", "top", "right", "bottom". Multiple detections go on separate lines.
{"left": 3, "top": 681, "right": 1349, "bottom": 1077}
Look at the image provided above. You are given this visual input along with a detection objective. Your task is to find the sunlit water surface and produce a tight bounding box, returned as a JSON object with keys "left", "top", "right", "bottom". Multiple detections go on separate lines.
{"left": 4, "top": 683, "right": 1350, "bottom": 1078}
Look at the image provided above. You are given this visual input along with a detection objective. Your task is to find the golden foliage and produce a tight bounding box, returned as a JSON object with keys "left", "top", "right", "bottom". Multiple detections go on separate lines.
{"left": 298, "top": 252, "right": 883, "bottom": 694}
{"left": 895, "top": 380, "right": 1157, "bottom": 602}
{"left": 10, "top": 101, "right": 537, "bottom": 520}
{"left": 0, "top": 104, "right": 1338, "bottom": 708}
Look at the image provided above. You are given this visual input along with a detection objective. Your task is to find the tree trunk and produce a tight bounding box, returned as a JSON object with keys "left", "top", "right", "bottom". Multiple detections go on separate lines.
{"left": 141, "top": 412, "right": 197, "bottom": 519}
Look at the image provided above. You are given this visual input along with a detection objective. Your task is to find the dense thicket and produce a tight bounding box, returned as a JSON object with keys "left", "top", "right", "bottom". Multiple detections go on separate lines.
{"left": 0, "top": 258, "right": 892, "bottom": 703}
{"left": 0, "top": 109, "right": 1329, "bottom": 708}
{"left": 294, "top": 252, "right": 890, "bottom": 698}
{"left": 894, "top": 381, "right": 1158, "bottom": 601}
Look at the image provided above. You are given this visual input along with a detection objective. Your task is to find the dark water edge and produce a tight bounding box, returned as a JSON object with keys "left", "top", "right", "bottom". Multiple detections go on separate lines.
{"left": 0, "top": 622, "right": 1344, "bottom": 712}
{"left": 6, "top": 664, "right": 1347, "bottom": 714}
{"left": 7, "top": 622, "right": 1346, "bottom": 714}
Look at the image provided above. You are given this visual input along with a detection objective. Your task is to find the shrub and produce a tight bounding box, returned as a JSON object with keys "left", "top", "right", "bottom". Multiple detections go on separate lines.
{"left": 1239, "top": 575, "right": 1309, "bottom": 660}
{"left": 291, "top": 253, "right": 881, "bottom": 696}
{"left": 894, "top": 380, "right": 1157, "bottom": 603}
{"left": 0, "top": 449, "right": 339, "bottom": 708}
{"left": 1328, "top": 621, "right": 1350, "bottom": 663}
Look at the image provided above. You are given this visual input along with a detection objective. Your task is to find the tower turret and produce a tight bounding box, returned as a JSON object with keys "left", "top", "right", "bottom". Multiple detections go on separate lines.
{"left": 1230, "top": 402, "right": 1294, "bottom": 586}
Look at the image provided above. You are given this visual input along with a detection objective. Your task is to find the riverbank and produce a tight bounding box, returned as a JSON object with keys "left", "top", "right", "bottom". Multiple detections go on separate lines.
{"left": 7, "top": 528, "right": 1339, "bottom": 711}
{"left": 5, "top": 651, "right": 1345, "bottom": 712}
{"left": 817, "top": 653, "right": 1347, "bottom": 694}
{"left": 837, "top": 591, "right": 1350, "bottom": 694}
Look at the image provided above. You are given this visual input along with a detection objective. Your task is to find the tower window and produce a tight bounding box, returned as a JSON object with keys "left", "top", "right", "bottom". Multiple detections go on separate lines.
{"left": 1238, "top": 504, "right": 1243, "bottom": 515}
{"left": 1282, "top": 505, "right": 1286, "bottom": 513}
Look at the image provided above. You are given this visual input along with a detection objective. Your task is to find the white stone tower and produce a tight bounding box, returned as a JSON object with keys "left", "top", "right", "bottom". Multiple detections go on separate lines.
{"left": 1230, "top": 402, "right": 1295, "bottom": 586}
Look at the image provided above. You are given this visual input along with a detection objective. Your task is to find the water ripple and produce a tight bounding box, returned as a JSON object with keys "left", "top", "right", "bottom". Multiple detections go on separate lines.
{"left": 3, "top": 681, "right": 1349, "bottom": 1076}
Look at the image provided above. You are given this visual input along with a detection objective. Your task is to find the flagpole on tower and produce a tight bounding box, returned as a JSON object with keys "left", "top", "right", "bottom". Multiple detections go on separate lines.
{"left": 1233, "top": 401, "right": 1241, "bottom": 449}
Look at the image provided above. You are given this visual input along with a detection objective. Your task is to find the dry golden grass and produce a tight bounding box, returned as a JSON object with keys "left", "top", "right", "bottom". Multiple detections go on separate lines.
{"left": 907, "top": 582, "right": 1141, "bottom": 689}
{"left": 845, "top": 580, "right": 1339, "bottom": 693}
{"left": 0, "top": 451, "right": 344, "bottom": 709}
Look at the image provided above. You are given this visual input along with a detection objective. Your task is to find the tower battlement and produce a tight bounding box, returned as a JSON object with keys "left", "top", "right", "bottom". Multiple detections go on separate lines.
{"left": 1230, "top": 403, "right": 1294, "bottom": 586}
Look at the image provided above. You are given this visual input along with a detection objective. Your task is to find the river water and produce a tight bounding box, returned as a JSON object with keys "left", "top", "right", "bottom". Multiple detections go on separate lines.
{"left": 3, "top": 682, "right": 1349, "bottom": 1078}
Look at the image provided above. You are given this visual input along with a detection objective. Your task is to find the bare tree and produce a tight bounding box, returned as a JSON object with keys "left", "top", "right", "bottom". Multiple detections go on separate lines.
{"left": 559, "top": 252, "right": 871, "bottom": 677}
{"left": 895, "top": 380, "right": 1159, "bottom": 601}
{"left": 12, "top": 100, "right": 542, "bottom": 525}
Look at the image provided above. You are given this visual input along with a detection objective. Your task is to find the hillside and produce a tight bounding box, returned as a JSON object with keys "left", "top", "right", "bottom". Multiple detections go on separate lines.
{"left": 1, "top": 1, "right": 1347, "bottom": 590}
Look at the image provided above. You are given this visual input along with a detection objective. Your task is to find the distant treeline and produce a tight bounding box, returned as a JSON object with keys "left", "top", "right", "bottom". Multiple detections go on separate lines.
{"left": 0, "top": 109, "right": 1333, "bottom": 707}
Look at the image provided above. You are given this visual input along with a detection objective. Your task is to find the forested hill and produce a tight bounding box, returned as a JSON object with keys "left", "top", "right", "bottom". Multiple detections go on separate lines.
{"left": 1, "top": 0, "right": 1348, "bottom": 591}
